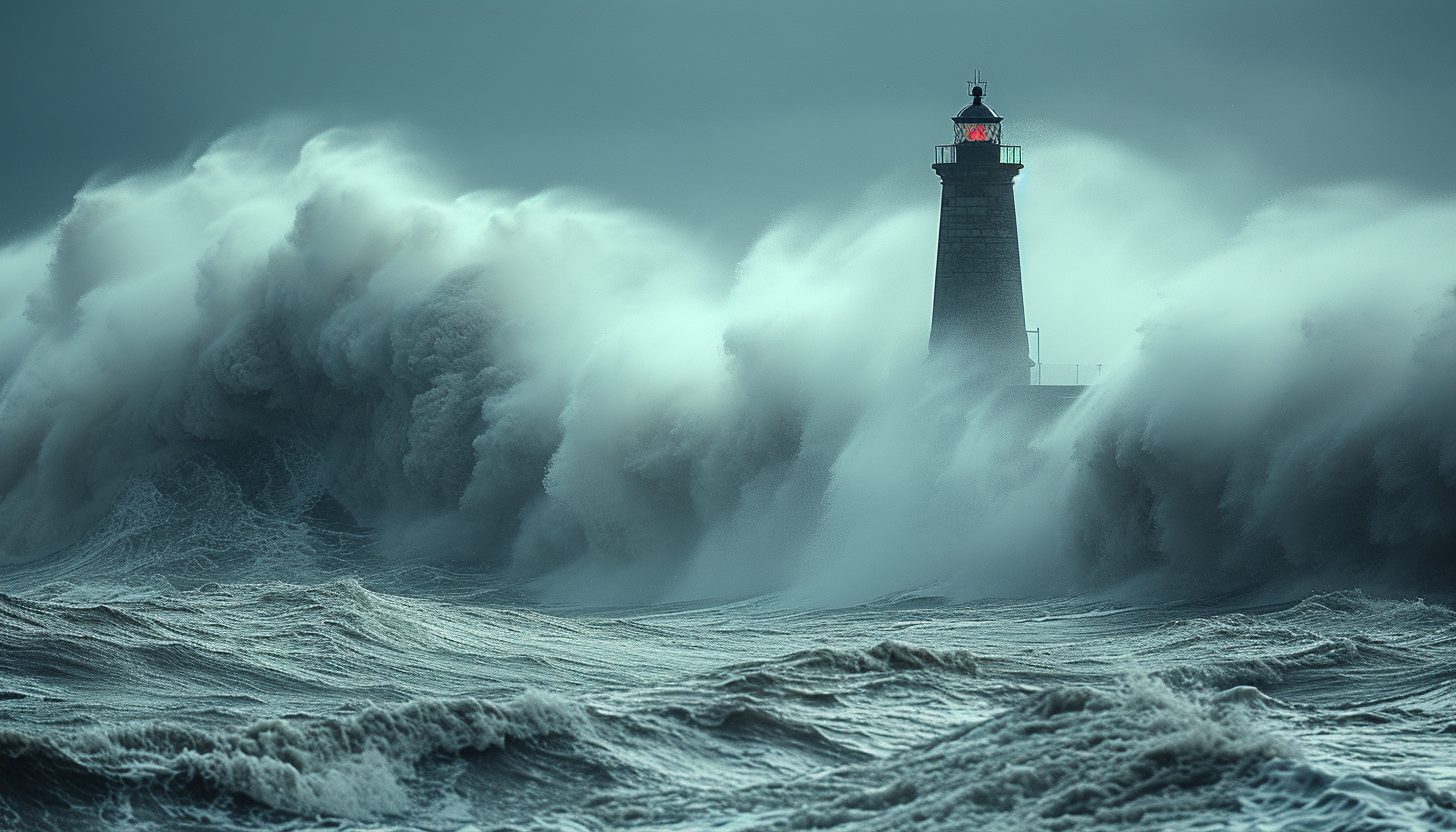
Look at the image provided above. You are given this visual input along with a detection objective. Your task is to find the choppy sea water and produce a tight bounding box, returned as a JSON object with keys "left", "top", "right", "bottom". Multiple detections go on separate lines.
{"left": 4, "top": 564, "right": 1455, "bottom": 831}
{"left": 4, "top": 125, "right": 1456, "bottom": 831}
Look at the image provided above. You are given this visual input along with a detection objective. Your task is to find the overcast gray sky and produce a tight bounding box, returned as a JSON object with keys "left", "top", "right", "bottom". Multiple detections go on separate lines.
{"left": 3, "top": 0, "right": 1453, "bottom": 248}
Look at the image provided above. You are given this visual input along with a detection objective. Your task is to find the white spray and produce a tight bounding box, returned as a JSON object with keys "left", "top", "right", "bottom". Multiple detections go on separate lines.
{"left": 1, "top": 123, "right": 1452, "bottom": 601}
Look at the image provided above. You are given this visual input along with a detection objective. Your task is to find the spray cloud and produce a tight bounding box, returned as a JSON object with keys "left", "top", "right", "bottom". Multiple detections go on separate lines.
{"left": 1, "top": 123, "right": 1453, "bottom": 601}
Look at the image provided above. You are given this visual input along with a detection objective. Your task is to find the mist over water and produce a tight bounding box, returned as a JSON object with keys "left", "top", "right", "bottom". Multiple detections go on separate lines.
{"left": 2, "top": 123, "right": 1453, "bottom": 603}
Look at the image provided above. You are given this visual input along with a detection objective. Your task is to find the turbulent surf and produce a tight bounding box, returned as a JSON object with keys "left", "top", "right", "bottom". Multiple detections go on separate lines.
{"left": 1, "top": 126, "right": 1454, "bottom": 830}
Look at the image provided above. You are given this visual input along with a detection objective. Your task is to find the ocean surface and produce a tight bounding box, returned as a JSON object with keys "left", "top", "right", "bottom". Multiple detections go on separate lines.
{"left": 4, "top": 126, "right": 1456, "bottom": 830}
{"left": 4, "top": 548, "right": 1456, "bottom": 831}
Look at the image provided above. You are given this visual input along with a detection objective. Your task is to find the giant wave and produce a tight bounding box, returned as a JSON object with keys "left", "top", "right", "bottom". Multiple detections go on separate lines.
{"left": 1, "top": 124, "right": 1454, "bottom": 602}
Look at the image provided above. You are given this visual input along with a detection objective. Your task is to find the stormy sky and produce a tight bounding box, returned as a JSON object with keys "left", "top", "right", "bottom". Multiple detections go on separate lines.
{"left": 4, "top": 0, "right": 1451, "bottom": 245}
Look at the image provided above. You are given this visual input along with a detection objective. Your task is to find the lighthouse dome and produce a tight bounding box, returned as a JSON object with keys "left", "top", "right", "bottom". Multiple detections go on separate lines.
{"left": 954, "top": 102, "right": 1002, "bottom": 123}
{"left": 954, "top": 84, "right": 1004, "bottom": 124}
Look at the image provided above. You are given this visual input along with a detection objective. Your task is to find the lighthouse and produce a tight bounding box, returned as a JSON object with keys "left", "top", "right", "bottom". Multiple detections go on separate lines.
{"left": 929, "top": 76, "right": 1032, "bottom": 384}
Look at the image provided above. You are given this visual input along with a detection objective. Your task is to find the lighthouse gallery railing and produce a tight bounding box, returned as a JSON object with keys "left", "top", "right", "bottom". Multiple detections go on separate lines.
{"left": 934, "top": 145, "right": 1022, "bottom": 165}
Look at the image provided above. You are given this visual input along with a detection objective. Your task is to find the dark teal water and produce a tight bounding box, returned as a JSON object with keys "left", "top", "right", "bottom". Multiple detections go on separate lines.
{"left": 4, "top": 557, "right": 1455, "bottom": 831}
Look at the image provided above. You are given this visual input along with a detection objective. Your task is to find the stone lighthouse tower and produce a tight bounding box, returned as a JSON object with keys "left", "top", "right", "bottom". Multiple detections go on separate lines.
{"left": 929, "top": 76, "right": 1031, "bottom": 383}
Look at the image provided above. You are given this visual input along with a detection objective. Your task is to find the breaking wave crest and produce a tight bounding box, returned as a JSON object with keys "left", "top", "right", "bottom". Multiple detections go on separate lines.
{"left": 591, "top": 677, "right": 1299, "bottom": 830}
{"left": 770, "top": 640, "right": 979, "bottom": 675}
{"left": 0, "top": 693, "right": 582, "bottom": 822}
{"left": 1063, "top": 188, "right": 1456, "bottom": 595}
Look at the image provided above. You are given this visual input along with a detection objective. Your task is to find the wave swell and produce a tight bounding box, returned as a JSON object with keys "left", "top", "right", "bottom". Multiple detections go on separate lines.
{"left": 0, "top": 693, "right": 581, "bottom": 822}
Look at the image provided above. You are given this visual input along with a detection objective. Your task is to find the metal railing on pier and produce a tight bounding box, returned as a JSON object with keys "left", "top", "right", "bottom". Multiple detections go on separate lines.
{"left": 1030, "top": 363, "right": 1102, "bottom": 386}
{"left": 1026, "top": 328, "right": 1100, "bottom": 386}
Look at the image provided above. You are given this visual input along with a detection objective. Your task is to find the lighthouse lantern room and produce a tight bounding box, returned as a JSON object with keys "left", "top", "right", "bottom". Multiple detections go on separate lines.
{"left": 952, "top": 81, "right": 1003, "bottom": 145}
